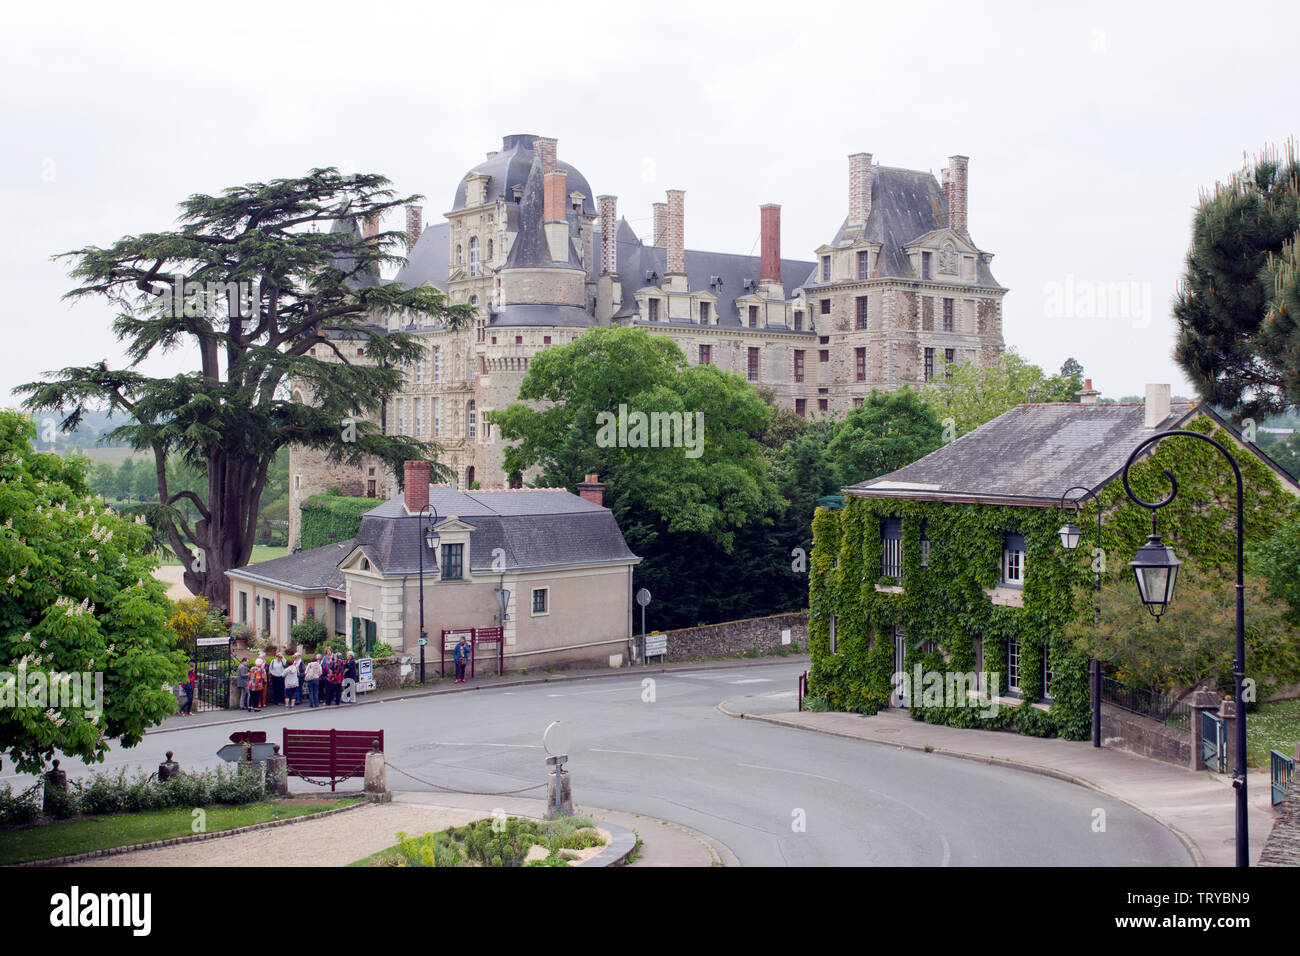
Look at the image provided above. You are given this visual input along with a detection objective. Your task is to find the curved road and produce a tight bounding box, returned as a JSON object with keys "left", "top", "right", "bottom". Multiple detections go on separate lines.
{"left": 8, "top": 660, "right": 1191, "bottom": 866}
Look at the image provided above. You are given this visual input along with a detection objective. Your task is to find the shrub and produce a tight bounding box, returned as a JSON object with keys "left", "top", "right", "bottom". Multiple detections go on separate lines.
{"left": 291, "top": 617, "right": 327, "bottom": 651}
{"left": 0, "top": 783, "right": 41, "bottom": 827}
{"left": 210, "top": 763, "right": 266, "bottom": 805}
{"left": 371, "top": 641, "right": 394, "bottom": 660}
{"left": 75, "top": 768, "right": 129, "bottom": 816}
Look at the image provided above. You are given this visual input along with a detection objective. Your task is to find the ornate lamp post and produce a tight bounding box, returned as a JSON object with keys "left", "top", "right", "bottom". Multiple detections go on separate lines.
{"left": 1058, "top": 485, "right": 1103, "bottom": 747}
{"left": 1121, "top": 429, "right": 1247, "bottom": 867}
{"left": 417, "top": 503, "right": 440, "bottom": 686}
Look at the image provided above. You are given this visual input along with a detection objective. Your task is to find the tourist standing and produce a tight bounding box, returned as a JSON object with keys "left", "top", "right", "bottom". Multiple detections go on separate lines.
{"left": 344, "top": 652, "right": 359, "bottom": 704}
{"left": 454, "top": 636, "right": 471, "bottom": 684}
{"left": 249, "top": 658, "right": 266, "bottom": 711}
{"left": 236, "top": 658, "right": 251, "bottom": 711}
{"left": 283, "top": 654, "right": 300, "bottom": 708}
{"left": 304, "top": 655, "right": 322, "bottom": 708}
{"left": 269, "top": 654, "right": 286, "bottom": 706}
{"left": 181, "top": 663, "right": 196, "bottom": 715}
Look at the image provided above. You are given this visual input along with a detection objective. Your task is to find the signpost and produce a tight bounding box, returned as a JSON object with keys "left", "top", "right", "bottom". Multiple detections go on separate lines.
{"left": 440, "top": 628, "right": 474, "bottom": 679}
{"left": 218, "top": 731, "right": 276, "bottom": 763}
{"left": 636, "top": 588, "right": 651, "bottom": 663}
{"left": 357, "top": 657, "right": 376, "bottom": 693}
{"left": 543, "top": 721, "right": 572, "bottom": 818}
{"left": 473, "top": 626, "right": 505, "bottom": 678}
{"left": 643, "top": 631, "right": 667, "bottom": 663}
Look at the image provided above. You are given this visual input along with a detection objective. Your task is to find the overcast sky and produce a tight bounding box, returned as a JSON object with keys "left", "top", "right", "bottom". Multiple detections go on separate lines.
{"left": 2, "top": 0, "right": 1294, "bottom": 410}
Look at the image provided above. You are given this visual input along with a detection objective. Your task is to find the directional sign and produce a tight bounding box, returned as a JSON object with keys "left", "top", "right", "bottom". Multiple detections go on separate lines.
{"left": 197, "top": 637, "right": 230, "bottom": 647}
{"left": 230, "top": 731, "right": 267, "bottom": 745}
{"left": 644, "top": 632, "right": 668, "bottom": 658}
{"left": 543, "top": 720, "right": 571, "bottom": 757}
{"left": 357, "top": 658, "right": 375, "bottom": 693}
{"left": 217, "top": 742, "right": 278, "bottom": 763}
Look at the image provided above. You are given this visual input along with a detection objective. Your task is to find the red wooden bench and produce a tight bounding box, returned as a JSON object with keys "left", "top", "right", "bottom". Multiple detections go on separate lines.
{"left": 282, "top": 728, "right": 383, "bottom": 792}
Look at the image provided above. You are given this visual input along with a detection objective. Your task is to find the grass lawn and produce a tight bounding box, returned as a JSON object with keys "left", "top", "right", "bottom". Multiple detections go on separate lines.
{"left": 0, "top": 797, "right": 360, "bottom": 865}
{"left": 1247, "top": 698, "right": 1300, "bottom": 768}
{"left": 157, "top": 545, "right": 287, "bottom": 567}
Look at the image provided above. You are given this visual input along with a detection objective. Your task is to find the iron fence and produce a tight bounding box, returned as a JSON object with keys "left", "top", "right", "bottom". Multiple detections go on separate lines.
{"left": 1100, "top": 676, "right": 1192, "bottom": 733}
{"left": 1272, "top": 749, "right": 1295, "bottom": 807}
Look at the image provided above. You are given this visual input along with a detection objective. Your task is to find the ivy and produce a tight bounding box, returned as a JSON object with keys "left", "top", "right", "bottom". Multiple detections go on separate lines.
{"left": 299, "top": 494, "right": 377, "bottom": 551}
{"left": 808, "top": 415, "right": 1296, "bottom": 741}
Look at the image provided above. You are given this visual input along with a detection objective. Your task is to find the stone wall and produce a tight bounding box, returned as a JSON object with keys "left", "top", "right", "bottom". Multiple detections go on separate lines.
{"left": 657, "top": 611, "right": 808, "bottom": 662}
{"left": 1100, "top": 702, "right": 1192, "bottom": 768}
{"left": 1260, "top": 778, "right": 1300, "bottom": 866}
{"left": 369, "top": 656, "right": 417, "bottom": 691}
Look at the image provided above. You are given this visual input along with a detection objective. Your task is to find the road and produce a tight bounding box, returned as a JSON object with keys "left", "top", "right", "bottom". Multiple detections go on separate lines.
{"left": 5, "top": 660, "right": 1192, "bottom": 866}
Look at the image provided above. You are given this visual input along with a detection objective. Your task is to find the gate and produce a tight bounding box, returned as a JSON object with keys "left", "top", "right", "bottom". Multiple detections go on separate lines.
{"left": 1272, "top": 750, "right": 1295, "bottom": 807}
{"left": 195, "top": 636, "right": 233, "bottom": 711}
{"left": 1201, "top": 710, "right": 1226, "bottom": 773}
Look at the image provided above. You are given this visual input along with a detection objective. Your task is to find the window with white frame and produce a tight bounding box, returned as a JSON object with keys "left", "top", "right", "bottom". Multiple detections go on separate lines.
{"left": 469, "top": 237, "right": 480, "bottom": 276}
{"left": 1002, "top": 533, "right": 1026, "bottom": 586}
{"left": 1042, "top": 649, "right": 1053, "bottom": 701}
{"left": 433, "top": 346, "right": 442, "bottom": 382}
{"left": 432, "top": 397, "right": 440, "bottom": 438}
{"left": 467, "top": 400, "right": 476, "bottom": 439}
{"left": 881, "top": 517, "right": 903, "bottom": 582}
{"left": 394, "top": 398, "right": 404, "bottom": 435}
{"left": 1006, "top": 638, "right": 1021, "bottom": 694}
{"left": 532, "top": 588, "right": 548, "bottom": 615}
{"left": 414, "top": 400, "right": 422, "bottom": 438}
{"left": 828, "top": 614, "right": 838, "bottom": 654}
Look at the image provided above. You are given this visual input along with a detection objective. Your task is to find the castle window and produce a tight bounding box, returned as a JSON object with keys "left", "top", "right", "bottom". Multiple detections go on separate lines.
{"left": 747, "top": 348, "right": 759, "bottom": 382}
{"left": 855, "top": 296, "right": 868, "bottom": 330}
{"left": 395, "top": 398, "right": 404, "bottom": 435}
{"left": 819, "top": 350, "right": 829, "bottom": 363}
{"left": 467, "top": 400, "right": 476, "bottom": 440}
{"left": 853, "top": 397, "right": 864, "bottom": 408}
{"left": 544, "top": 335, "right": 552, "bottom": 345}
{"left": 748, "top": 306, "right": 758, "bottom": 328}
{"left": 794, "top": 350, "right": 805, "bottom": 383}
{"left": 647, "top": 298, "right": 659, "bottom": 322}
{"left": 820, "top": 298, "right": 831, "bottom": 315}
{"left": 456, "top": 244, "right": 463, "bottom": 266}
{"left": 469, "top": 237, "right": 480, "bottom": 277}
{"left": 857, "top": 250, "right": 870, "bottom": 280}
{"left": 855, "top": 347, "right": 866, "bottom": 382}
{"left": 433, "top": 397, "right": 440, "bottom": 438}
{"left": 794, "top": 311, "right": 803, "bottom": 332}
{"left": 414, "top": 400, "right": 422, "bottom": 437}
{"left": 943, "top": 297, "right": 954, "bottom": 332}
{"left": 488, "top": 239, "right": 494, "bottom": 261}
{"left": 700, "top": 301, "right": 710, "bottom": 324}
{"left": 515, "top": 336, "right": 523, "bottom": 345}
{"left": 945, "top": 348, "right": 956, "bottom": 380}
{"left": 821, "top": 255, "right": 831, "bottom": 282}
{"left": 921, "top": 251, "right": 932, "bottom": 279}
{"left": 433, "top": 346, "right": 441, "bottom": 382}
{"left": 818, "top": 398, "right": 828, "bottom": 412}
{"left": 699, "top": 344, "right": 712, "bottom": 365}
{"left": 795, "top": 399, "right": 806, "bottom": 417}
{"left": 924, "top": 348, "right": 935, "bottom": 381}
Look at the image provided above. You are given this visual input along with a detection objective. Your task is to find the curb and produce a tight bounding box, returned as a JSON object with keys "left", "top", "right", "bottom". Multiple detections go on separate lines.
{"left": 9, "top": 798, "right": 369, "bottom": 868}
{"left": 717, "top": 699, "right": 1208, "bottom": 868}
{"left": 150, "top": 655, "right": 810, "bottom": 736}
{"left": 578, "top": 820, "right": 638, "bottom": 868}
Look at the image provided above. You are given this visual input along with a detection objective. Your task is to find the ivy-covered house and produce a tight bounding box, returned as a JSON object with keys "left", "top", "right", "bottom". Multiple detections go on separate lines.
{"left": 808, "top": 386, "right": 1300, "bottom": 740}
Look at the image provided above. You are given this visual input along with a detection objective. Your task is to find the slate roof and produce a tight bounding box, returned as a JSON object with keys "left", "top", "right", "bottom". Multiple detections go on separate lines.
{"left": 502, "top": 151, "right": 583, "bottom": 270}
{"left": 352, "top": 486, "right": 637, "bottom": 577}
{"left": 847, "top": 402, "right": 1204, "bottom": 506}
{"left": 228, "top": 539, "right": 356, "bottom": 592}
{"left": 451, "top": 134, "right": 596, "bottom": 217}
{"left": 392, "top": 222, "right": 450, "bottom": 290}
{"left": 328, "top": 216, "right": 381, "bottom": 288}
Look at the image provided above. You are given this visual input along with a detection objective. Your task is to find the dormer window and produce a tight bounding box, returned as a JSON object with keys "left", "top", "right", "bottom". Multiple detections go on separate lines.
{"left": 748, "top": 305, "right": 758, "bottom": 328}
{"left": 921, "top": 251, "right": 932, "bottom": 280}
{"left": 881, "top": 517, "right": 902, "bottom": 582}
{"left": 647, "top": 298, "right": 659, "bottom": 322}
{"left": 857, "top": 250, "right": 870, "bottom": 280}
{"left": 440, "top": 543, "right": 464, "bottom": 581}
{"left": 1002, "top": 533, "right": 1026, "bottom": 587}
{"left": 821, "top": 255, "right": 831, "bottom": 282}
{"left": 699, "top": 301, "right": 710, "bottom": 324}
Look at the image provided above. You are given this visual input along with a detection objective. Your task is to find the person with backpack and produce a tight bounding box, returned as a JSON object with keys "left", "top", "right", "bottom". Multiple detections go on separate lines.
{"left": 453, "top": 636, "right": 471, "bottom": 684}
{"left": 248, "top": 658, "right": 266, "bottom": 711}
{"left": 283, "top": 654, "right": 300, "bottom": 708}
{"left": 327, "top": 651, "right": 346, "bottom": 705}
{"left": 344, "top": 652, "right": 359, "bottom": 703}
{"left": 236, "top": 658, "right": 251, "bottom": 711}
{"left": 180, "top": 663, "right": 196, "bottom": 715}
{"left": 304, "top": 655, "right": 323, "bottom": 708}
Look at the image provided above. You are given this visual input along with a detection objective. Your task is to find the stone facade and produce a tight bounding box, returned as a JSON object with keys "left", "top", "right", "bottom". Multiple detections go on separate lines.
{"left": 287, "top": 136, "right": 1008, "bottom": 548}
{"left": 656, "top": 611, "right": 808, "bottom": 662}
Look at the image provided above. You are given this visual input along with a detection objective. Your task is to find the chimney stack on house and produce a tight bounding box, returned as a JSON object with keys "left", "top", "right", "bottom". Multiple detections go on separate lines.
{"left": 405, "top": 204, "right": 424, "bottom": 250}
{"left": 543, "top": 167, "right": 569, "bottom": 262}
{"left": 597, "top": 195, "right": 618, "bottom": 277}
{"left": 403, "top": 460, "right": 431, "bottom": 514}
{"left": 847, "top": 152, "right": 873, "bottom": 235}
{"left": 1144, "top": 383, "right": 1171, "bottom": 429}
{"left": 652, "top": 202, "right": 668, "bottom": 247}
{"left": 361, "top": 213, "right": 380, "bottom": 240}
{"left": 1077, "top": 378, "right": 1101, "bottom": 405}
{"left": 664, "top": 189, "right": 686, "bottom": 290}
{"left": 945, "top": 155, "right": 969, "bottom": 234}
{"left": 760, "top": 203, "right": 782, "bottom": 289}
{"left": 534, "top": 136, "right": 558, "bottom": 174}
{"left": 576, "top": 473, "right": 606, "bottom": 507}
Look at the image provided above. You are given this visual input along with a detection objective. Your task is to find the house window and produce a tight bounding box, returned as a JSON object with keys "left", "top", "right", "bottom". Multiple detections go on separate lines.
{"left": 855, "top": 347, "right": 866, "bottom": 382}
{"left": 239, "top": 591, "right": 247, "bottom": 623}
{"left": 469, "top": 237, "right": 480, "bottom": 276}
{"left": 829, "top": 614, "right": 838, "bottom": 654}
{"left": 821, "top": 255, "right": 831, "bottom": 281}
{"left": 881, "top": 517, "right": 903, "bottom": 582}
{"left": 819, "top": 349, "right": 829, "bottom": 363}
{"left": 1006, "top": 638, "right": 1022, "bottom": 694}
{"left": 924, "top": 348, "right": 935, "bottom": 381}
{"left": 818, "top": 398, "right": 828, "bottom": 412}
{"left": 467, "top": 400, "right": 476, "bottom": 439}
{"left": 943, "top": 297, "right": 954, "bottom": 332}
{"left": 921, "top": 251, "right": 932, "bottom": 279}
{"left": 288, "top": 605, "right": 298, "bottom": 629}
{"left": 700, "top": 301, "right": 710, "bottom": 324}
{"left": 747, "top": 348, "right": 759, "bottom": 381}
{"left": 820, "top": 299, "right": 831, "bottom": 315}
{"left": 945, "top": 348, "right": 956, "bottom": 380}
{"left": 647, "top": 298, "right": 659, "bottom": 321}
{"left": 857, "top": 250, "right": 869, "bottom": 280}
{"left": 795, "top": 398, "right": 806, "bottom": 417}
{"left": 1042, "top": 649, "right": 1053, "bottom": 701}
{"left": 1002, "top": 533, "right": 1026, "bottom": 587}
{"left": 441, "top": 543, "right": 464, "bottom": 581}
{"left": 855, "top": 296, "right": 868, "bottom": 330}
{"left": 532, "top": 588, "right": 548, "bottom": 615}
{"left": 794, "top": 350, "right": 805, "bottom": 383}
{"left": 793, "top": 311, "right": 803, "bottom": 332}
{"left": 920, "top": 520, "right": 930, "bottom": 567}
{"left": 699, "top": 344, "right": 712, "bottom": 365}
{"left": 748, "top": 305, "right": 759, "bottom": 328}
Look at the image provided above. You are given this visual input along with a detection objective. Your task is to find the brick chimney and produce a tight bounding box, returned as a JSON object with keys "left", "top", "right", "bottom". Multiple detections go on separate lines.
{"left": 760, "top": 203, "right": 781, "bottom": 287}
{"left": 652, "top": 202, "right": 667, "bottom": 247}
{"left": 665, "top": 189, "right": 685, "bottom": 290}
{"left": 1077, "top": 378, "right": 1101, "bottom": 405}
{"left": 534, "top": 136, "right": 558, "bottom": 174}
{"left": 544, "top": 168, "right": 569, "bottom": 262}
{"left": 576, "top": 473, "right": 606, "bottom": 507}
{"left": 946, "top": 155, "right": 969, "bottom": 234}
{"left": 1144, "top": 383, "right": 1171, "bottom": 428}
{"left": 361, "top": 213, "right": 380, "bottom": 239}
{"left": 403, "top": 460, "right": 430, "bottom": 513}
{"left": 848, "top": 153, "right": 873, "bottom": 234}
{"left": 405, "top": 204, "right": 423, "bottom": 250}
{"left": 597, "top": 195, "right": 618, "bottom": 276}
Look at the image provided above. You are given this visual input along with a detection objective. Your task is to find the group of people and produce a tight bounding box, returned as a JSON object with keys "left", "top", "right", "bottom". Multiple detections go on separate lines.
{"left": 234, "top": 649, "right": 359, "bottom": 710}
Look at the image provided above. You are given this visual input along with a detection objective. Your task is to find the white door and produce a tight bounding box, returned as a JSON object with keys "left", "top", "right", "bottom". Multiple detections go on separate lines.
{"left": 892, "top": 626, "right": 908, "bottom": 708}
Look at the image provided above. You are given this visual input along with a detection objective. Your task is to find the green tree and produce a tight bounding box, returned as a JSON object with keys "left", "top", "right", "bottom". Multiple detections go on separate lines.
{"left": 18, "top": 169, "right": 470, "bottom": 611}
{"left": 920, "top": 349, "right": 1081, "bottom": 436}
{"left": 825, "top": 388, "right": 943, "bottom": 486}
{"left": 1174, "top": 143, "right": 1300, "bottom": 419}
{"left": 0, "top": 410, "right": 184, "bottom": 773}
{"left": 1253, "top": 517, "right": 1300, "bottom": 625}
{"left": 114, "top": 458, "right": 136, "bottom": 501}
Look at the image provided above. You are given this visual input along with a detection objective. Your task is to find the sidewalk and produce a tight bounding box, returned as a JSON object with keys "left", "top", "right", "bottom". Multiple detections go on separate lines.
{"left": 68, "top": 791, "right": 737, "bottom": 868}
{"left": 720, "top": 694, "right": 1275, "bottom": 867}
{"left": 152, "top": 654, "right": 809, "bottom": 734}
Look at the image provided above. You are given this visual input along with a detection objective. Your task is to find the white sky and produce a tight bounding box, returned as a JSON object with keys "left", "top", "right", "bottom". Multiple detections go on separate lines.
{"left": 2, "top": 0, "right": 1293, "bottom": 406}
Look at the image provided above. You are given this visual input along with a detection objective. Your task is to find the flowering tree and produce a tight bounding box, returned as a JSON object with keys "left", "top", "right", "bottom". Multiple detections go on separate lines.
{"left": 0, "top": 410, "right": 183, "bottom": 773}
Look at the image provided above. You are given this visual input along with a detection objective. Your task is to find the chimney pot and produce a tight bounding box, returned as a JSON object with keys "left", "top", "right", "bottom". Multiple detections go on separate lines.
{"left": 760, "top": 204, "right": 781, "bottom": 285}
{"left": 405, "top": 205, "right": 424, "bottom": 250}
{"left": 576, "top": 474, "right": 606, "bottom": 507}
{"left": 403, "top": 461, "right": 431, "bottom": 514}
{"left": 361, "top": 213, "right": 380, "bottom": 240}
{"left": 543, "top": 169, "right": 567, "bottom": 223}
{"left": 534, "top": 137, "right": 558, "bottom": 174}
{"left": 652, "top": 202, "right": 668, "bottom": 247}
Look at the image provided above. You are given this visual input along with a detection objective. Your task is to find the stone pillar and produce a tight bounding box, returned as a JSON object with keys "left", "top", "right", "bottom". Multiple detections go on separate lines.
{"left": 1220, "top": 697, "right": 1239, "bottom": 775}
{"left": 365, "top": 747, "right": 390, "bottom": 802}
{"left": 546, "top": 769, "right": 572, "bottom": 819}
{"left": 1190, "top": 690, "right": 1220, "bottom": 771}
{"left": 847, "top": 152, "right": 873, "bottom": 234}
{"left": 266, "top": 745, "right": 289, "bottom": 796}
{"left": 946, "top": 155, "right": 969, "bottom": 234}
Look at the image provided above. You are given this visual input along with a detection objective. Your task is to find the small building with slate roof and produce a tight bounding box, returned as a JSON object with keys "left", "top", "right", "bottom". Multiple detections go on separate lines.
{"left": 230, "top": 464, "right": 639, "bottom": 671}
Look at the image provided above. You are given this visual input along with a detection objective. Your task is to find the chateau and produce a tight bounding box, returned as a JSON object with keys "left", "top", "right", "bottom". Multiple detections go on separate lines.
{"left": 288, "top": 134, "right": 1007, "bottom": 550}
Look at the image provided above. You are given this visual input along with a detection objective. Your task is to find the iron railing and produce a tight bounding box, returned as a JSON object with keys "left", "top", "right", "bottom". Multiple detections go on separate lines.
{"left": 1100, "top": 676, "right": 1192, "bottom": 733}
{"left": 1272, "top": 749, "right": 1295, "bottom": 807}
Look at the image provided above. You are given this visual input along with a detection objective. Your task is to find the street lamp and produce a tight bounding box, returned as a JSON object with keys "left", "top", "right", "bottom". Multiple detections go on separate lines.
{"left": 417, "top": 503, "right": 440, "bottom": 685}
{"left": 1121, "top": 429, "right": 1247, "bottom": 867}
{"left": 1058, "top": 485, "right": 1103, "bottom": 747}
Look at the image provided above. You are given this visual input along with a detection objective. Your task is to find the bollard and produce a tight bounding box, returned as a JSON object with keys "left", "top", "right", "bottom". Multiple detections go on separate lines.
{"left": 545, "top": 759, "right": 572, "bottom": 819}
{"left": 364, "top": 739, "right": 390, "bottom": 802}
{"left": 43, "top": 760, "right": 68, "bottom": 815}
{"left": 265, "top": 744, "right": 289, "bottom": 796}
{"left": 158, "top": 751, "right": 181, "bottom": 782}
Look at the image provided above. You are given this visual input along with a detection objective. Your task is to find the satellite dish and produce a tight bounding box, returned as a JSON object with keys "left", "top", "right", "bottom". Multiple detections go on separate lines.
{"left": 543, "top": 720, "right": 571, "bottom": 757}
{"left": 636, "top": 588, "right": 651, "bottom": 607}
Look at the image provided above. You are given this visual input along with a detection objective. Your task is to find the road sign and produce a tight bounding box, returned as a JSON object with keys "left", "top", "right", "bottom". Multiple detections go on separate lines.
{"left": 644, "top": 632, "right": 667, "bottom": 658}
{"left": 543, "top": 720, "right": 570, "bottom": 757}
{"left": 636, "top": 588, "right": 651, "bottom": 607}
{"left": 217, "top": 742, "right": 277, "bottom": 762}
{"left": 418, "top": 637, "right": 427, "bottom": 647}
{"left": 197, "top": 636, "right": 230, "bottom": 647}
{"left": 357, "top": 658, "right": 376, "bottom": 693}
{"left": 230, "top": 731, "right": 267, "bottom": 745}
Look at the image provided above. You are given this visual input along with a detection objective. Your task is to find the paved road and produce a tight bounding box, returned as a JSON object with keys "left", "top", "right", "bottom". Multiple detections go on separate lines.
{"left": 6, "top": 661, "right": 1191, "bottom": 866}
